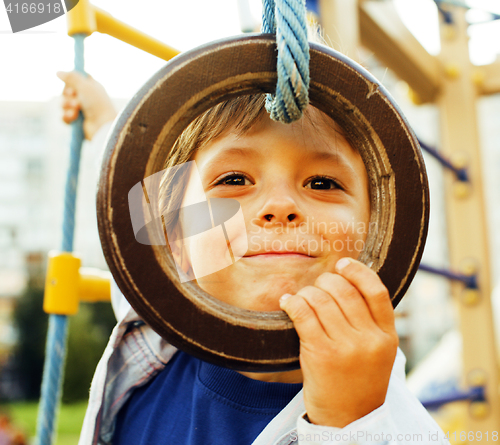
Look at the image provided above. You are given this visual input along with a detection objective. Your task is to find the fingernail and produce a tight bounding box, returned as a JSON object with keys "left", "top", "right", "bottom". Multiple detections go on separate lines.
{"left": 280, "top": 293, "right": 292, "bottom": 305}
{"left": 335, "top": 257, "right": 351, "bottom": 272}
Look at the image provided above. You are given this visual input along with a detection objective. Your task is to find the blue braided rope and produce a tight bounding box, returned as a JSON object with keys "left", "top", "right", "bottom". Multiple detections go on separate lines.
{"left": 262, "top": 0, "right": 310, "bottom": 123}
{"left": 262, "top": 0, "right": 276, "bottom": 33}
{"left": 35, "top": 33, "right": 86, "bottom": 445}
{"left": 35, "top": 315, "right": 69, "bottom": 445}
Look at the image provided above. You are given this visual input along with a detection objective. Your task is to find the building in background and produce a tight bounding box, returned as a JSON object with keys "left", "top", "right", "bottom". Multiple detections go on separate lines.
{"left": 0, "top": 98, "right": 123, "bottom": 389}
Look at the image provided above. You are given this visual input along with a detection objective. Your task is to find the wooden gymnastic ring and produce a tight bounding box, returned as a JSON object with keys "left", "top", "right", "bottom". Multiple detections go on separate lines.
{"left": 97, "top": 35, "right": 429, "bottom": 371}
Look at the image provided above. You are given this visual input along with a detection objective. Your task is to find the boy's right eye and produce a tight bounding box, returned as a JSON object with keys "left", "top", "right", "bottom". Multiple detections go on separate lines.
{"left": 214, "top": 173, "right": 252, "bottom": 186}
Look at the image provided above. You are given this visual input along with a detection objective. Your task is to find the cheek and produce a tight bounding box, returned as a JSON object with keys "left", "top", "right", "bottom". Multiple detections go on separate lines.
{"left": 184, "top": 227, "right": 233, "bottom": 279}
{"left": 220, "top": 205, "right": 249, "bottom": 258}
{"left": 320, "top": 206, "right": 368, "bottom": 233}
{"left": 316, "top": 207, "right": 370, "bottom": 252}
{"left": 181, "top": 202, "right": 249, "bottom": 279}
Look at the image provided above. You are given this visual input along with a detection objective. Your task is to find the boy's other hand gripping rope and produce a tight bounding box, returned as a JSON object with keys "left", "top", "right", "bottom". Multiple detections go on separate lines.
{"left": 35, "top": 34, "right": 86, "bottom": 445}
{"left": 262, "top": 0, "right": 310, "bottom": 123}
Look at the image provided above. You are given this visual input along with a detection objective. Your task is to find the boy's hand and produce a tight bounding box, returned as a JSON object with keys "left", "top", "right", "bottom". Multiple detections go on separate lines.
{"left": 57, "top": 71, "right": 117, "bottom": 141}
{"left": 279, "top": 258, "right": 398, "bottom": 428}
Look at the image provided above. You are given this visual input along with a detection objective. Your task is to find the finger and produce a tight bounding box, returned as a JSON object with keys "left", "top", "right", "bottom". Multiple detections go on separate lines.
{"left": 62, "top": 98, "right": 79, "bottom": 110}
{"left": 294, "top": 285, "right": 350, "bottom": 339}
{"left": 62, "top": 86, "right": 76, "bottom": 98}
{"left": 314, "top": 273, "right": 375, "bottom": 332}
{"left": 279, "top": 293, "right": 327, "bottom": 346}
{"left": 335, "top": 258, "right": 395, "bottom": 333}
{"left": 56, "top": 70, "right": 86, "bottom": 89}
{"left": 56, "top": 71, "right": 68, "bottom": 81}
{"left": 62, "top": 107, "right": 79, "bottom": 123}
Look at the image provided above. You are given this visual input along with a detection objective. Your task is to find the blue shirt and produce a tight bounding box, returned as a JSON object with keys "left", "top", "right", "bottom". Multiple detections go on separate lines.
{"left": 113, "top": 350, "right": 303, "bottom": 445}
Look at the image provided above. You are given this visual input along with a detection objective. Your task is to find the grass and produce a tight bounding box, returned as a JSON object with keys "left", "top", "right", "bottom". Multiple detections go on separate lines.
{"left": 0, "top": 401, "right": 88, "bottom": 445}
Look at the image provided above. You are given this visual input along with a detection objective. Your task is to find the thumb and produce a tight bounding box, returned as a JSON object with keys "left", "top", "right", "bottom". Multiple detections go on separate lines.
{"left": 56, "top": 70, "right": 86, "bottom": 87}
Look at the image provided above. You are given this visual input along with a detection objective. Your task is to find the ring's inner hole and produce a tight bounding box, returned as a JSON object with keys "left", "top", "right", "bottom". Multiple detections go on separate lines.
{"left": 134, "top": 94, "right": 373, "bottom": 312}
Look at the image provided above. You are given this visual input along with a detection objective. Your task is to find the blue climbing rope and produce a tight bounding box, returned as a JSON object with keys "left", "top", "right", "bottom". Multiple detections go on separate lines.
{"left": 262, "top": 0, "right": 310, "bottom": 123}
{"left": 418, "top": 139, "right": 469, "bottom": 182}
{"left": 418, "top": 263, "right": 478, "bottom": 289}
{"left": 35, "top": 34, "right": 86, "bottom": 445}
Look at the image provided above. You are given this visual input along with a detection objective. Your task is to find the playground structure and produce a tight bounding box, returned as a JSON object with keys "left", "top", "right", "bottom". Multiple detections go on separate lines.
{"left": 35, "top": 0, "right": 500, "bottom": 444}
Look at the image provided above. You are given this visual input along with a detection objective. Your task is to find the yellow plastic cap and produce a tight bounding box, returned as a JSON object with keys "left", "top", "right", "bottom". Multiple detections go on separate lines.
{"left": 44, "top": 251, "right": 81, "bottom": 315}
{"left": 66, "top": 0, "right": 96, "bottom": 36}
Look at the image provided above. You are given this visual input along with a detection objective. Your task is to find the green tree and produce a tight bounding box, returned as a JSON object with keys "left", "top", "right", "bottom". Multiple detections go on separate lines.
{"left": 11, "top": 284, "right": 47, "bottom": 400}
{"left": 12, "top": 286, "right": 116, "bottom": 402}
{"left": 62, "top": 303, "right": 116, "bottom": 403}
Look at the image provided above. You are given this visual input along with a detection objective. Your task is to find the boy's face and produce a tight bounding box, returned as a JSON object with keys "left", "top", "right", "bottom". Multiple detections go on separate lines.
{"left": 173, "top": 107, "right": 370, "bottom": 311}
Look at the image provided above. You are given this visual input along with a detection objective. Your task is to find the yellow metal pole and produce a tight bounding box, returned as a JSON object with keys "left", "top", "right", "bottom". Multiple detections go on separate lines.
{"left": 94, "top": 7, "right": 180, "bottom": 62}
{"left": 66, "top": 0, "right": 179, "bottom": 61}
{"left": 79, "top": 268, "right": 112, "bottom": 303}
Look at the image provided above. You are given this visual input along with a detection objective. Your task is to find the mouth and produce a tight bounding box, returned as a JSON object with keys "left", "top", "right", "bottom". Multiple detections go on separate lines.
{"left": 243, "top": 252, "right": 315, "bottom": 260}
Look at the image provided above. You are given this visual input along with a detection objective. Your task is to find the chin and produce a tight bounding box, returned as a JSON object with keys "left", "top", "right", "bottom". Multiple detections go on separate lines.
{"left": 243, "top": 285, "right": 299, "bottom": 312}
{"left": 197, "top": 272, "right": 312, "bottom": 312}
{"left": 245, "top": 299, "right": 282, "bottom": 312}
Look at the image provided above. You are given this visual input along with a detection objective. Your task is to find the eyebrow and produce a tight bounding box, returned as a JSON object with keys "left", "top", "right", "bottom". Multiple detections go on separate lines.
{"left": 307, "top": 150, "right": 348, "bottom": 162}
{"left": 203, "top": 145, "right": 358, "bottom": 176}
{"left": 201, "top": 146, "right": 262, "bottom": 169}
{"left": 298, "top": 149, "right": 358, "bottom": 175}
{"left": 210, "top": 146, "right": 260, "bottom": 159}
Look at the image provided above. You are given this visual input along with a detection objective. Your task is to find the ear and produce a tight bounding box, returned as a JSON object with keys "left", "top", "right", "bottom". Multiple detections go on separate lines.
{"left": 167, "top": 223, "right": 194, "bottom": 278}
{"left": 171, "top": 241, "right": 193, "bottom": 276}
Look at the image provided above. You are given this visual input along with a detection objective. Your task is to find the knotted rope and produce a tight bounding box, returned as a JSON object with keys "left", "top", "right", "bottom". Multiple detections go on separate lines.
{"left": 262, "top": 0, "right": 310, "bottom": 123}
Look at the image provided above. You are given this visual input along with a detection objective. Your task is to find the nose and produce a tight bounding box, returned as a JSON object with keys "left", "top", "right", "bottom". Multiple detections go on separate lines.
{"left": 256, "top": 184, "right": 304, "bottom": 226}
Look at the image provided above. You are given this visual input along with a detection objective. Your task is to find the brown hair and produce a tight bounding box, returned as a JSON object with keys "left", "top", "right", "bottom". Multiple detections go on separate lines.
{"left": 158, "top": 93, "right": 354, "bottom": 240}
{"left": 159, "top": 94, "right": 267, "bottom": 230}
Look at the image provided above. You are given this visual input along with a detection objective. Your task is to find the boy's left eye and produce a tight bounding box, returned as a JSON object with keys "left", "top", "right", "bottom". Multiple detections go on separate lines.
{"left": 304, "top": 176, "right": 342, "bottom": 190}
{"left": 214, "top": 173, "right": 252, "bottom": 186}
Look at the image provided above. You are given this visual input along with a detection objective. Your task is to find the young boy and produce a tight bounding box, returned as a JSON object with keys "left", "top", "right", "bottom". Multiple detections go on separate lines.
{"left": 59, "top": 71, "right": 449, "bottom": 445}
